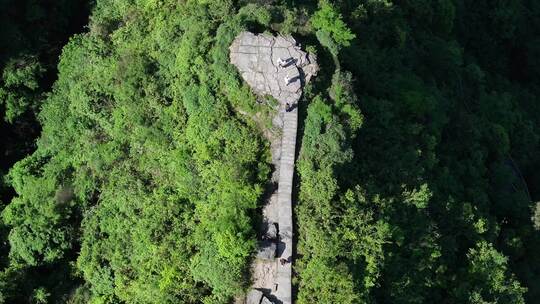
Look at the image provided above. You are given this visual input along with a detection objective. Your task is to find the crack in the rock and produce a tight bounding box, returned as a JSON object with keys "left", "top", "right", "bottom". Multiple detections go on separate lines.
{"left": 270, "top": 38, "right": 277, "bottom": 73}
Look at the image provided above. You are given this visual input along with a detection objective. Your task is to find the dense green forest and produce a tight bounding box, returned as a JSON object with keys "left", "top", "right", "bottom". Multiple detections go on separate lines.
{"left": 1, "top": 0, "right": 540, "bottom": 303}
{"left": 0, "top": 0, "right": 91, "bottom": 302}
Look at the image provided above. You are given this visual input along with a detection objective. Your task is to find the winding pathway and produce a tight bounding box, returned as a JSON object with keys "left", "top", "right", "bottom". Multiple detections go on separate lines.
{"left": 230, "top": 32, "right": 317, "bottom": 304}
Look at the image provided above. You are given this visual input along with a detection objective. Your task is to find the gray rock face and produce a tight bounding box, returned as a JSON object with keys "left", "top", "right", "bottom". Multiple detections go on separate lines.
{"left": 246, "top": 289, "right": 264, "bottom": 304}
{"left": 256, "top": 240, "right": 276, "bottom": 260}
{"left": 265, "top": 222, "right": 278, "bottom": 240}
{"left": 230, "top": 32, "right": 318, "bottom": 105}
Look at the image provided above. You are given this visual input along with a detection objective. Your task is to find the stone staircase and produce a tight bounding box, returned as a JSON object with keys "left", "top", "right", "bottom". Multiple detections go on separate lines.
{"left": 274, "top": 106, "right": 297, "bottom": 304}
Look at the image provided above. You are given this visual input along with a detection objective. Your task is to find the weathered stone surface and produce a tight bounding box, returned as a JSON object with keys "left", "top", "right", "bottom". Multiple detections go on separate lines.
{"left": 261, "top": 296, "right": 274, "bottom": 304}
{"left": 274, "top": 108, "right": 296, "bottom": 304}
{"left": 266, "top": 222, "right": 278, "bottom": 240}
{"left": 230, "top": 32, "right": 318, "bottom": 105}
{"left": 256, "top": 240, "right": 276, "bottom": 260}
{"left": 246, "top": 289, "right": 264, "bottom": 304}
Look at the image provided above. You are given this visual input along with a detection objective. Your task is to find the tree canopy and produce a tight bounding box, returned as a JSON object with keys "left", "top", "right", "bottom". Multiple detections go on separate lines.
{"left": 1, "top": 0, "right": 540, "bottom": 303}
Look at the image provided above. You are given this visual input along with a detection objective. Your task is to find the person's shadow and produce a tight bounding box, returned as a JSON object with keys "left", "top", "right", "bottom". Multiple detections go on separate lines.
{"left": 256, "top": 288, "right": 283, "bottom": 304}
{"left": 281, "top": 58, "right": 297, "bottom": 68}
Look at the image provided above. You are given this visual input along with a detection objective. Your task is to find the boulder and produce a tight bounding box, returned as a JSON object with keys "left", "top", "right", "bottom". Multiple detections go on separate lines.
{"left": 256, "top": 240, "right": 276, "bottom": 260}
{"left": 266, "top": 222, "right": 278, "bottom": 240}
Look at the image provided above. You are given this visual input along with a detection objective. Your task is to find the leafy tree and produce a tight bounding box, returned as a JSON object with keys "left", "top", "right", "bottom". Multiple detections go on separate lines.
{"left": 311, "top": 0, "right": 355, "bottom": 47}
{"left": 2, "top": 154, "right": 76, "bottom": 266}
{"left": 311, "top": 0, "right": 355, "bottom": 56}
{"left": 31, "top": 287, "right": 50, "bottom": 304}
{"left": 457, "top": 241, "right": 526, "bottom": 303}
{"left": 297, "top": 258, "right": 358, "bottom": 304}
{"left": 0, "top": 55, "right": 44, "bottom": 122}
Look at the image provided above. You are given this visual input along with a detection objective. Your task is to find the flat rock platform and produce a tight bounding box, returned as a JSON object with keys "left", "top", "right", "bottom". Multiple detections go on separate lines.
{"left": 230, "top": 32, "right": 317, "bottom": 105}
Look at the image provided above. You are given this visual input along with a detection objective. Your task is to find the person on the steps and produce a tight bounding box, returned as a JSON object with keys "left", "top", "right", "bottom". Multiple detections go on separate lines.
{"left": 285, "top": 102, "right": 291, "bottom": 112}
{"left": 277, "top": 57, "right": 287, "bottom": 68}
{"left": 284, "top": 74, "right": 291, "bottom": 86}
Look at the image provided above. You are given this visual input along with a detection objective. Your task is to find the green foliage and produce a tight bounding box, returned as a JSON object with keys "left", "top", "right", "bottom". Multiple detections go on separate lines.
{"left": 297, "top": 72, "right": 388, "bottom": 302}
{"left": 402, "top": 183, "right": 432, "bottom": 209}
{"left": 329, "top": 71, "right": 363, "bottom": 133}
{"left": 32, "top": 287, "right": 50, "bottom": 304}
{"left": 280, "top": 8, "right": 298, "bottom": 35}
{"left": 315, "top": 30, "right": 339, "bottom": 58}
{"left": 77, "top": 178, "right": 205, "bottom": 303}
{"left": 297, "top": 258, "right": 358, "bottom": 304}
{"left": 0, "top": 56, "right": 44, "bottom": 122}
{"left": 2, "top": 0, "right": 540, "bottom": 303}
{"left": 0, "top": 0, "right": 90, "bottom": 298}
{"left": 2, "top": 154, "right": 76, "bottom": 266}
{"left": 2, "top": 1, "right": 271, "bottom": 302}
{"left": 311, "top": 0, "right": 355, "bottom": 49}
{"left": 296, "top": 0, "right": 540, "bottom": 302}
{"left": 237, "top": 4, "right": 272, "bottom": 27}
{"left": 459, "top": 241, "right": 526, "bottom": 303}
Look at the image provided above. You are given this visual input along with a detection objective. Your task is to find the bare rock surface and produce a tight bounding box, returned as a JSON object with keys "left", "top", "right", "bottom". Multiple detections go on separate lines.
{"left": 265, "top": 222, "right": 278, "bottom": 240}
{"left": 230, "top": 32, "right": 318, "bottom": 105}
{"left": 246, "top": 290, "right": 264, "bottom": 304}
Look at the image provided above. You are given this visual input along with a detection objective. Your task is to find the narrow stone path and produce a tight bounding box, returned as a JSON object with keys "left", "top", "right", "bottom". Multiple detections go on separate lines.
{"left": 230, "top": 32, "right": 317, "bottom": 304}
{"left": 275, "top": 106, "right": 297, "bottom": 304}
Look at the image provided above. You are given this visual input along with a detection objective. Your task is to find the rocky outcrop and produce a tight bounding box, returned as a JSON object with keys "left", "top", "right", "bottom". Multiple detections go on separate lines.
{"left": 265, "top": 222, "right": 278, "bottom": 240}
{"left": 230, "top": 32, "right": 318, "bottom": 105}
